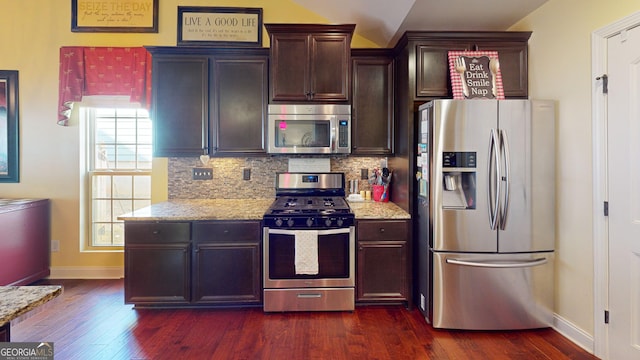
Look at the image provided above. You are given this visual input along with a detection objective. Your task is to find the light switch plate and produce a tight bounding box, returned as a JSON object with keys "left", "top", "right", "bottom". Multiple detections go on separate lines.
{"left": 243, "top": 168, "right": 251, "bottom": 180}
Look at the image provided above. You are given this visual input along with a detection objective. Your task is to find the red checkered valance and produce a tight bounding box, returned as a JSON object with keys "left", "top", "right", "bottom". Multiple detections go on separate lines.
{"left": 57, "top": 46, "right": 152, "bottom": 126}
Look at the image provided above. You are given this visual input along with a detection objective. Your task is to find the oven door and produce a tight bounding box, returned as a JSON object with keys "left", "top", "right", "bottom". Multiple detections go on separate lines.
{"left": 263, "top": 227, "right": 355, "bottom": 288}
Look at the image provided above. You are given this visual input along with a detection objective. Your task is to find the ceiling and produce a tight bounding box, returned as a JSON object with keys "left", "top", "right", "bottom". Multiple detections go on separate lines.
{"left": 291, "top": 0, "right": 548, "bottom": 47}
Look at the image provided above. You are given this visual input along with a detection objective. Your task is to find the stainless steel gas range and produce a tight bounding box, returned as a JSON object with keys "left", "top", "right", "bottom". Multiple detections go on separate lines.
{"left": 263, "top": 172, "right": 355, "bottom": 312}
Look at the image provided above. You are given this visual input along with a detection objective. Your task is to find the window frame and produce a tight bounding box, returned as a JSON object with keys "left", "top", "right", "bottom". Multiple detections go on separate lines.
{"left": 82, "top": 104, "right": 152, "bottom": 251}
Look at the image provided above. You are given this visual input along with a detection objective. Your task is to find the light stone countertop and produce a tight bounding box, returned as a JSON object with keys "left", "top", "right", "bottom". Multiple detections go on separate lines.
{"left": 118, "top": 198, "right": 410, "bottom": 221}
{"left": 0, "top": 285, "right": 63, "bottom": 327}
{"left": 347, "top": 200, "right": 411, "bottom": 219}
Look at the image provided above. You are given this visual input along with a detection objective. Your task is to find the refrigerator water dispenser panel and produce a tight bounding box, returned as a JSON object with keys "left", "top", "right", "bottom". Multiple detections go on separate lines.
{"left": 443, "top": 152, "right": 476, "bottom": 168}
{"left": 442, "top": 152, "right": 477, "bottom": 209}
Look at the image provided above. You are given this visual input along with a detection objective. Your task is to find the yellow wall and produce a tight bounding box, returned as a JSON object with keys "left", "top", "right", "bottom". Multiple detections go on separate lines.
{"left": 0, "top": 0, "right": 376, "bottom": 275}
{"left": 510, "top": 0, "right": 640, "bottom": 338}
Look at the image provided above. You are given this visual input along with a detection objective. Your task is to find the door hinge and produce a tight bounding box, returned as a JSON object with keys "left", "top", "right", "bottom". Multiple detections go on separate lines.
{"left": 604, "top": 201, "right": 609, "bottom": 216}
{"left": 596, "top": 74, "right": 608, "bottom": 94}
{"left": 605, "top": 310, "right": 610, "bottom": 324}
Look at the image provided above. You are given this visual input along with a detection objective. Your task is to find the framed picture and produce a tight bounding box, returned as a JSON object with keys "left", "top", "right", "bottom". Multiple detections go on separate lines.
{"left": 71, "top": 0, "right": 159, "bottom": 33}
{"left": 177, "top": 7, "right": 263, "bottom": 47}
{"left": 0, "top": 70, "right": 19, "bottom": 183}
{"left": 448, "top": 51, "right": 504, "bottom": 100}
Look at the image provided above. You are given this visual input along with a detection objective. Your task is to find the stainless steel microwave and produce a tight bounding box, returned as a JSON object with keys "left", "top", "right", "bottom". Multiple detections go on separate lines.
{"left": 267, "top": 104, "right": 351, "bottom": 154}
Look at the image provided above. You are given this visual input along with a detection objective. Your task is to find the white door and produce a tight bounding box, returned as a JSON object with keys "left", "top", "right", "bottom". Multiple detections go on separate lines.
{"left": 607, "top": 24, "right": 640, "bottom": 360}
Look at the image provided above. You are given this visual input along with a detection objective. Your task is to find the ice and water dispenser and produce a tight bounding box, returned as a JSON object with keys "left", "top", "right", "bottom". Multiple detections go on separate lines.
{"left": 442, "top": 152, "right": 476, "bottom": 209}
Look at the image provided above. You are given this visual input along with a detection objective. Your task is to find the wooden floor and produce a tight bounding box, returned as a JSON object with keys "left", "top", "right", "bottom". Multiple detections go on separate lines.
{"left": 10, "top": 279, "right": 597, "bottom": 360}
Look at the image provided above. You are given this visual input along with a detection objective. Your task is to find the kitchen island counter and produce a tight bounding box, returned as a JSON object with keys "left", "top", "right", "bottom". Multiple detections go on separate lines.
{"left": 118, "top": 198, "right": 411, "bottom": 221}
{"left": 0, "top": 285, "right": 62, "bottom": 341}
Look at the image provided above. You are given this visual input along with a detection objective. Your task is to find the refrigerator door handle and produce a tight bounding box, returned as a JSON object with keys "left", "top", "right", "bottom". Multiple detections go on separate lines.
{"left": 488, "top": 129, "right": 500, "bottom": 230}
{"left": 499, "top": 129, "right": 511, "bottom": 230}
{"left": 446, "top": 257, "right": 548, "bottom": 268}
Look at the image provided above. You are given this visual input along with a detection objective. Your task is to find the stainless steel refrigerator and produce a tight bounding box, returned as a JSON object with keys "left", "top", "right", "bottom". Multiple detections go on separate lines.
{"left": 415, "top": 99, "right": 555, "bottom": 330}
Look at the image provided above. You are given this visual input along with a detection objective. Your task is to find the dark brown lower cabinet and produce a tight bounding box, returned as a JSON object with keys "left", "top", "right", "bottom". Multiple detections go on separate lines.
{"left": 356, "top": 219, "right": 409, "bottom": 304}
{"left": 124, "top": 222, "right": 192, "bottom": 305}
{"left": 124, "top": 220, "right": 262, "bottom": 307}
{"left": 192, "top": 221, "right": 262, "bottom": 305}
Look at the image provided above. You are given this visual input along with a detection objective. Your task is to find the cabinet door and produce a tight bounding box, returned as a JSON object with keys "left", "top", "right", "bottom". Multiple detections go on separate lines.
{"left": 356, "top": 220, "right": 409, "bottom": 303}
{"left": 125, "top": 243, "right": 191, "bottom": 305}
{"left": 211, "top": 55, "right": 268, "bottom": 155}
{"left": 475, "top": 41, "right": 528, "bottom": 98}
{"left": 193, "top": 242, "right": 261, "bottom": 304}
{"left": 269, "top": 33, "right": 310, "bottom": 101}
{"left": 310, "top": 34, "right": 350, "bottom": 101}
{"left": 352, "top": 54, "right": 394, "bottom": 155}
{"left": 151, "top": 55, "right": 208, "bottom": 157}
{"left": 357, "top": 240, "right": 407, "bottom": 302}
{"left": 416, "top": 42, "right": 470, "bottom": 98}
{"left": 192, "top": 221, "right": 262, "bottom": 304}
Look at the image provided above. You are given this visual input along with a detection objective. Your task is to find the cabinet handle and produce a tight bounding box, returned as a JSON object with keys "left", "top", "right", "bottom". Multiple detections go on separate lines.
{"left": 223, "top": 230, "right": 229, "bottom": 234}
{"left": 379, "top": 228, "right": 385, "bottom": 233}
{"left": 152, "top": 230, "right": 160, "bottom": 235}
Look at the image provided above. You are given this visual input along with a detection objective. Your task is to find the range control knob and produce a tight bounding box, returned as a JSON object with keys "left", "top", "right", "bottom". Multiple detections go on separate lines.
{"left": 287, "top": 219, "right": 295, "bottom": 227}
{"left": 325, "top": 218, "right": 332, "bottom": 227}
{"left": 306, "top": 218, "right": 314, "bottom": 227}
{"left": 336, "top": 218, "right": 344, "bottom": 227}
{"left": 275, "top": 218, "right": 283, "bottom": 227}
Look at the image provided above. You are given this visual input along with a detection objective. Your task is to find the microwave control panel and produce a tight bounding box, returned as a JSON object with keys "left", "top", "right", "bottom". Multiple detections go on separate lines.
{"left": 338, "top": 120, "right": 349, "bottom": 147}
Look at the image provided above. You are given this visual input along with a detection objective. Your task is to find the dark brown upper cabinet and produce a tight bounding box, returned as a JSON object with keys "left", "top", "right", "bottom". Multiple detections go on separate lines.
{"left": 146, "top": 47, "right": 269, "bottom": 157}
{"left": 265, "top": 24, "right": 355, "bottom": 102}
{"left": 351, "top": 49, "right": 394, "bottom": 155}
{"left": 210, "top": 50, "right": 269, "bottom": 156}
{"left": 404, "top": 32, "right": 532, "bottom": 99}
{"left": 150, "top": 54, "right": 209, "bottom": 157}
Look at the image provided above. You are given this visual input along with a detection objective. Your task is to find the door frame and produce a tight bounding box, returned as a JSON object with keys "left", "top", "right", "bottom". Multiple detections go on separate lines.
{"left": 591, "top": 10, "right": 640, "bottom": 359}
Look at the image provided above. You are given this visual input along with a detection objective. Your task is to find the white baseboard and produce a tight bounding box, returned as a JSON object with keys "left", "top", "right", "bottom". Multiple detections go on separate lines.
{"left": 553, "top": 313, "right": 595, "bottom": 355}
{"left": 49, "top": 266, "right": 124, "bottom": 279}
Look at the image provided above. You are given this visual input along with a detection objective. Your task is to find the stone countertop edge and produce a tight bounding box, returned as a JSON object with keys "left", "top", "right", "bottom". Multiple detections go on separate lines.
{"left": 118, "top": 199, "right": 411, "bottom": 221}
{"left": 0, "top": 285, "right": 63, "bottom": 326}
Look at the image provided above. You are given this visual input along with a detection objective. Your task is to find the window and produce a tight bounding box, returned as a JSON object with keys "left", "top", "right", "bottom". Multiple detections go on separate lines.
{"left": 86, "top": 107, "right": 152, "bottom": 248}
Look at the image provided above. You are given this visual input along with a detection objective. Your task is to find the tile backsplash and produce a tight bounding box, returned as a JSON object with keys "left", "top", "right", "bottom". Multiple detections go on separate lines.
{"left": 168, "top": 156, "right": 387, "bottom": 199}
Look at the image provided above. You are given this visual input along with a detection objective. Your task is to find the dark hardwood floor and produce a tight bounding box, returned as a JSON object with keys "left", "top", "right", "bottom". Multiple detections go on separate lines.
{"left": 10, "top": 279, "right": 597, "bottom": 360}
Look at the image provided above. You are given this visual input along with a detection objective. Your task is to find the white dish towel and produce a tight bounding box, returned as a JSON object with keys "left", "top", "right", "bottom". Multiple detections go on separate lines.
{"left": 294, "top": 230, "right": 319, "bottom": 275}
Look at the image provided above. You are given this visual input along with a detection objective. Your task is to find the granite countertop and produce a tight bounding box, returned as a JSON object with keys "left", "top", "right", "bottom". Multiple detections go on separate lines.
{"left": 118, "top": 199, "right": 275, "bottom": 221}
{"left": 347, "top": 200, "right": 411, "bottom": 219}
{"left": 0, "top": 285, "right": 62, "bottom": 326}
{"left": 118, "top": 198, "right": 410, "bottom": 221}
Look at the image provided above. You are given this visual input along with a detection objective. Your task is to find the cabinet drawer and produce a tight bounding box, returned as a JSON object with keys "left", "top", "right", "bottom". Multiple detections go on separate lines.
{"left": 125, "top": 222, "right": 191, "bottom": 244}
{"left": 357, "top": 220, "right": 408, "bottom": 241}
{"left": 193, "top": 221, "right": 261, "bottom": 243}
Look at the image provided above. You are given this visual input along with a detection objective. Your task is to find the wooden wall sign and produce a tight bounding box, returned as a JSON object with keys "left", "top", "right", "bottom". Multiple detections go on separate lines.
{"left": 177, "top": 7, "right": 263, "bottom": 47}
{"left": 448, "top": 51, "right": 504, "bottom": 100}
{"left": 72, "top": 0, "right": 158, "bottom": 33}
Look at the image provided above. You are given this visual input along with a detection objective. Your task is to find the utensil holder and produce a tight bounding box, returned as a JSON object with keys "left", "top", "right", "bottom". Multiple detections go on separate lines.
{"left": 372, "top": 185, "right": 389, "bottom": 202}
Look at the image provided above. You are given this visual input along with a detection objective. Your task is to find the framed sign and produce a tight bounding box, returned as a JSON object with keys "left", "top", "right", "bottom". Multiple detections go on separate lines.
{"left": 448, "top": 51, "right": 504, "bottom": 100}
{"left": 71, "top": 0, "right": 159, "bottom": 33}
{"left": 0, "top": 71, "right": 19, "bottom": 183}
{"left": 177, "top": 7, "right": 263, "bottom": 47}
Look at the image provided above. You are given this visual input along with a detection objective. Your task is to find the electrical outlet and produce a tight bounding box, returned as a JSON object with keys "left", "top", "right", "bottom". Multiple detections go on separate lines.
{"left": 192, "top": 167, "right": 213, "bottom": 180}
{"left": 361, "top": 168, "right": 368, "bottom": 180}
{"left": 243, "top": 168, "right": 251, "bottom": 180}
{"left": 52, "top": 240, "right": 60, "bottom": 252}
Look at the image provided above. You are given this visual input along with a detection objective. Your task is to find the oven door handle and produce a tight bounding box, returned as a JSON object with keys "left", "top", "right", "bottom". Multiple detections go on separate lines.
{"left": 267, "top": 228, "right": 352, "bottom": 236}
